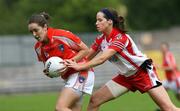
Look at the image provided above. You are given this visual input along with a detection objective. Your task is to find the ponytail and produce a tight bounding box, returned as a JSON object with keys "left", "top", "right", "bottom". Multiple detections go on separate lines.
{"left": 117, "top": 15, "right": 125, "bottom": 32}
{"left": 28, "top": 12, "right": 50, "bottom": 27}
{"left": 39, "top": 12, "right": 50, "bottom": 21}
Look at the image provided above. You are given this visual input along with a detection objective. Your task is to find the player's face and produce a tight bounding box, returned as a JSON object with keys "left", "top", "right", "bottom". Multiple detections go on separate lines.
{"left": 161, "top": 44, "right": 168, "bottom": 53}
{"left": 28, "top": 23, "right": 48, "bottom": 42}
{"left": 96, "top": 12, "right": 112, "bottom": 32}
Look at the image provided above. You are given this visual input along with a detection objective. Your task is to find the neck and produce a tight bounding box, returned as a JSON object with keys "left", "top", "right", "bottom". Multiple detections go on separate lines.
{"left": 104, "top": 27, "right": 113, "bottom": 37}
{"left": 42, "top": 31, "right": 49, "bottom": 44}
{"left": 42, "top": 36, "right": 49, "bottom": 44}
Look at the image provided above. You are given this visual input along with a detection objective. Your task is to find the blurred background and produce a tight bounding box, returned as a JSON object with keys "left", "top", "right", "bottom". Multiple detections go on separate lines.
{"left": 0, "top": 0, "right": 180, "bottom": 111}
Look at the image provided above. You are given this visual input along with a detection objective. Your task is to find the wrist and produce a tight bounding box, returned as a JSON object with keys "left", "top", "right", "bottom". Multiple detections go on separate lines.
{"left": 71, "top": 58, "right": 76, "bottom": 62}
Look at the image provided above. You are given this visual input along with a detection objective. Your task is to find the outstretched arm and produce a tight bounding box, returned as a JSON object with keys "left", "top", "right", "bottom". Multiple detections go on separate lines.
{"left": 86, "top": 48, "right": 100, "bottom": 61}
{"left": 65, "top": 49, "right": 117, "bottom": 71}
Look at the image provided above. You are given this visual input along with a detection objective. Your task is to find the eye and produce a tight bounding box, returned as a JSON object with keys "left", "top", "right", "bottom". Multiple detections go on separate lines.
{"left": 96, "top": 19, "right": 100, "bottom": 22}
{"left": 97, "top": 18, "right": 104, "bottom": 22}
{"left": 33, "top": 29, "right": 38, "bottom": 32}
{"left": 99, "top": 19, "right": 103, "bottom": 22}
{"left": 29, "top": 29, "right": 39, "bottom": 33}
{"left": 29, "top": 30, "right": 32, "bottom": 33}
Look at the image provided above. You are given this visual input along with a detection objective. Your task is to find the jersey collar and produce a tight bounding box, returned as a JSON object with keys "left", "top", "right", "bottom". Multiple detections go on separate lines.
{"left": 46, "top": 27, "right": 55, "bottom": 44}
{"left": 105, "top": 28, "right": 120, "bottom": 42}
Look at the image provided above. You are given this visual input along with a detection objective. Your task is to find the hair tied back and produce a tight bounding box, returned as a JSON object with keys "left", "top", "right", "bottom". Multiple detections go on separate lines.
{"left": 40, "top": 12, "right": 50, "bottom": 21}
{"left": 118, "top": 16, "right": 124, "bottom": 23}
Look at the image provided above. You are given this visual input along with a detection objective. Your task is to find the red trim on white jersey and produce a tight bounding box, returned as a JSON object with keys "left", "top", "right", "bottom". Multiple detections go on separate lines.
{"left": 112, "top": 65, "right": 161, "bottom": 93}
{"left": 91, "top": 28, "right": 148, "bottom": 76}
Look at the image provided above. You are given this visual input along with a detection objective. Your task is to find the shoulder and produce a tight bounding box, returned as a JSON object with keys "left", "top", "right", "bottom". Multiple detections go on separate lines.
{"left": 56, "top": 29, "right": 71, "bottom": 34}
{"left": 166, "top": 51, "right": 174, "bottom": 57}
{"left": 51, "top": 28, "right": 81, "bottom": 44}
{"left": 97, "top": 34, "right": 104, "bottom": 39}
{"left": 48, "top": 27, "right": 75, "bottom": 37}
{"left": 94, "top": 34, "right": 104, "bottom": 42}
{"left": 112, "top": 33, "right": 128, "bottom": 43}
{"left": 167, "top": 51, "right": 173, "bottom": 55}
{"left": 53, "top": 28, "right": 75, "bottom": 37}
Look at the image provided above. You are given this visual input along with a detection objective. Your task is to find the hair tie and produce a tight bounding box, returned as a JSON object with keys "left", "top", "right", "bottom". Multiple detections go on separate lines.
{"left": 40, "top": 14, "right": 44, "bottom": 18}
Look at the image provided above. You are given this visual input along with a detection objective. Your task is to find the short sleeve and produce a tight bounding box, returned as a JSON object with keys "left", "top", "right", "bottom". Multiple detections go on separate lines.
{"left": 56, "top": 29, "right": 81, "bottom": 44}
{"left": 109, "top": 34, "right": 128, "bottom": 52}
{"left": 91, "top": 35, "right": 103, "bottom": 51}
{"left": 63, "top": 32, "right": 81, "bottom": 50}
{"left": 53, "top": 29, "right": 82, "bottom": 50}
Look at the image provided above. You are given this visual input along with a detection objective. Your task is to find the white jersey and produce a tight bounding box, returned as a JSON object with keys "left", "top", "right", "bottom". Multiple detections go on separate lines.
{"left": 91, "top": 28, "right": 148, "bottom": 77}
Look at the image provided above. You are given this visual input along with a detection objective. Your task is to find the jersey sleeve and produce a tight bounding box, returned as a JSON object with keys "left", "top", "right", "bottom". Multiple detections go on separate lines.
{"left": 55, "top": 29, "right": 81, "bottom": 43}
{"left": 91, "top": 35, "right": 103, "bottom": 51}
{"left": 108, "top": 34, "right": 128, "bottom": 52}
{"left": 54, "top": 29, "right": 82, "bottom": 50}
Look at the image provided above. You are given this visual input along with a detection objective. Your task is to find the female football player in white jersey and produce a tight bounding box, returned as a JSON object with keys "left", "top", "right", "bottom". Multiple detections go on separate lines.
{"left": 65, "top": 8, "right": 180, "bottom": 111}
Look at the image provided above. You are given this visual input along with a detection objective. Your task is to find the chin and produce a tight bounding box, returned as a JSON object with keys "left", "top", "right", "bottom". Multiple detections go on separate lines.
{"left": 39, "top": 38, "right": 44, "bottom": 42}
{"left": 97, "top": 29, "right": 102, "bottom": 32}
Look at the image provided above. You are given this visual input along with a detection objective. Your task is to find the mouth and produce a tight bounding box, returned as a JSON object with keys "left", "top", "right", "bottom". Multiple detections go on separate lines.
{"left": 34, "top": 36, "right": 40, "bottom": 41}
{"left": 96, "top": 27, "right": 101, "bottom": 31}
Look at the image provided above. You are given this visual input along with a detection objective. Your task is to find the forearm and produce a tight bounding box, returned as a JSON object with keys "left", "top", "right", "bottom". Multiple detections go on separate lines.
{"left": 80, "top": 56, "right": 106, "bottom": 70}
{"left": 72, "top": 49, "right": 89, "bottom": 62}
{"left": 68, "top": 49, "right": 116, "bottom": 71}
{"left": 81, "top": 49, "right": 116, "bottom": 70}
{"left": 86, "top": 48, "right": 99, "bottom": 61}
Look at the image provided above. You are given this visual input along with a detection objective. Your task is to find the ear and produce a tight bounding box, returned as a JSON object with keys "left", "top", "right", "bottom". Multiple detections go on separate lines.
{"left": 108, "top": 19, "right": 113, "bottom": 25}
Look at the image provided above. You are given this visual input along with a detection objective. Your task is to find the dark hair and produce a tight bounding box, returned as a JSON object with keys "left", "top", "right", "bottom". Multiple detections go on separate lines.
{"left": 100, "top": 8, "right": 126, "bottom": 32}
{"left": 28, "top": 12, "right": 50, "bottom": 27}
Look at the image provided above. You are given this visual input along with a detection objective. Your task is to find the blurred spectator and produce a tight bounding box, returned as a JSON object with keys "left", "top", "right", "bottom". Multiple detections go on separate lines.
{"left": 159, "top": 42, "right": 180, "bottom": 101}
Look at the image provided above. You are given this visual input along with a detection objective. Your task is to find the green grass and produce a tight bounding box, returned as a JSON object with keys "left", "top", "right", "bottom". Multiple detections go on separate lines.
{"left": 0, "top": 91, "right": 179, "bottom": 111}
{"left": 0, "top": 92, "right": 57, "bottom": 111}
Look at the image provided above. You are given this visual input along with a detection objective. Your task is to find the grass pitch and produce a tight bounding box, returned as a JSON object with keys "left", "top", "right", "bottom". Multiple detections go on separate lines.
{"left": 0, "top": 91, "right": 179, "bottom": 111}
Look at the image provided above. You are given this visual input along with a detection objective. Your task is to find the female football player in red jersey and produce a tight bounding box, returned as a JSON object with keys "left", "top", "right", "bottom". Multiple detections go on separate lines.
{"left": 65, "top": 8, "right": 180, "bottom": 111}
{"left": 160, "top": 42, "right": 180, "bottom": 101}
{"left": 28, "top": 12, "right": 94, "bottom": 111}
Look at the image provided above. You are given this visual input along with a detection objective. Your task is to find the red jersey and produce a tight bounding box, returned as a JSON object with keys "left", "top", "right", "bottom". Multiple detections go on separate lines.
{"left": 34, "top": 27, "right": 84, "bottom": 79}
{"left": 162, "top": 51, "right": 178, "bottom": 81}
{"left": 91, "top": 28, "right": 148, "bottom": 77}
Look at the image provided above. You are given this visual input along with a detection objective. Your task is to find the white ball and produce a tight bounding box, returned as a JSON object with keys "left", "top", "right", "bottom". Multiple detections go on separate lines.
{"left": 45, "top": 56, "right": 66, "bottom": 78}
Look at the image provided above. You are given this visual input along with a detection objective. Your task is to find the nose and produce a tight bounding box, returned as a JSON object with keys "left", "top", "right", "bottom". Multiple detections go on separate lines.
{"left": 95, "top": 21, "right": 98, "bottom": 25}
{"left": 32, "top": 31, "right": 36, "bottom": 36}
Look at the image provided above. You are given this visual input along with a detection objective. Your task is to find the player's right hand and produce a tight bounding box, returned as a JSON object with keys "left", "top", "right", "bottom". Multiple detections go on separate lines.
{"left": 43, "top": 69, "right": 53, "bottom": 78}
